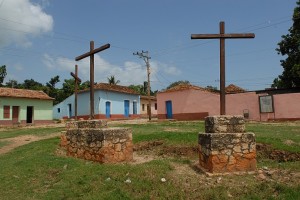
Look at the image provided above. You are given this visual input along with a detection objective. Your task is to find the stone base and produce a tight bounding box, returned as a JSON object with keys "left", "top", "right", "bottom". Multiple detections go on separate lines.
{"left": 61, "top": 120, "right": 133, "bottom": 163}
{"left": 198, "top": 132, "right": 256, "bottom": 173}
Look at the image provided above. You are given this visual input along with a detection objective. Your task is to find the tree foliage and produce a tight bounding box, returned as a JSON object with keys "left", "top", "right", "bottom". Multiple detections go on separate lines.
{"left": 0, "top": 65, "right": 7, "bottom": 86}
{"left": 272, "top": 0, "right": 300, "bottom": 88}
{"left": 107, "top": 75, "right": 120, "bottom": 85}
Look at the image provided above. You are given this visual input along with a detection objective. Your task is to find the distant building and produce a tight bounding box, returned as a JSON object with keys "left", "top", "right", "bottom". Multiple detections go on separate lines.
{"left": 0, "top": 88, "right": 54, "bottom": 125}
{"left": 157, "top": 84, "right": 300, "bottom": 121}
{"left": 53, "top": 83, "right": 140, "bottom": 120}
{"left": 140, "top": 95, "right": 157, "bottom": 118}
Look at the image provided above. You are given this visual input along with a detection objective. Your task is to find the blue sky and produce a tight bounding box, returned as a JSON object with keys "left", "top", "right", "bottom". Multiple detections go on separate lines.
{"left": 0, "top": 0, "right": 297, "bottom": 91}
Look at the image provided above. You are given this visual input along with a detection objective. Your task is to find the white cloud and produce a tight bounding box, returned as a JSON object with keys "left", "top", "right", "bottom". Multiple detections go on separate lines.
{"left": 0, "top": 0, "right": 53, "bottom": 47}
{"left": 42, "top": 54, "right": 181, "bottom": 88}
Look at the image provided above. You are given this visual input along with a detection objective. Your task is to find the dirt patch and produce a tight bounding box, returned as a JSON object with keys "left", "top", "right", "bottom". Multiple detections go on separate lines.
{"left": 133, "top": 140, "right": 164, "bottom": 151}
{"left": 134, "top": 141, "right": 300, "bottom": 162}
{"left": 0, "top": 132, "right": 61, "bottom": 155}
{"left": 256, "top": 143, "right": 300, "bottom": 162}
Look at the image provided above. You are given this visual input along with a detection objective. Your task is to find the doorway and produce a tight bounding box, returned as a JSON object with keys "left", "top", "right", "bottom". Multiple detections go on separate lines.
{"left": 26, "top": 106, "right": 33, "bottom": 123}
{"left": 105, "top": 101, "right": 111, "bottom": 118}
{"left": 12, "top": 106, "right": 19, "bottom": 124}
{"left": 124, "top": 100, "right": 130, "bottom": 117}
{"left": 166, "top": 101, "right": 173, "bottom": 119}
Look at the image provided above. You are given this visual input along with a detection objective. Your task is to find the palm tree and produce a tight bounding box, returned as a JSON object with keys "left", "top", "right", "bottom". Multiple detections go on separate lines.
{"left": 107, "top": 75, "right": 120, "bottom": 85}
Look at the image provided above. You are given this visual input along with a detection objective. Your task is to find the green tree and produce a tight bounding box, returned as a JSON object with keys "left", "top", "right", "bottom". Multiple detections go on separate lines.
{"left": 0, "top": 65, "right": 7, "bottom": 86}
{"left": 107, "top": 75, "right": 120, "bottom": 85}
{"left": 166, "top": 80, "right": 190, "bottom": 90}
{"left": 5, "top": 79, "right": 21, "bottom": 88}
{"left": 272, "top": 0, "right": 300, "bottom": 88}
{"left": 20, "top": 79, "right": 44, "bottom": 90}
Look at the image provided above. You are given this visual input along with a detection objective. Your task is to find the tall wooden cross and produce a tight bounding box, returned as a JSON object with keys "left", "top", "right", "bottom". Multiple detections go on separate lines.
{"left": 70, "top": 65, "right": 82, "bottom": 120}
{"left": 75, "top": 41, "right": 110, "bottom": 119}
{"left": 191, "top": 21, "right": 255, "bottom": 115}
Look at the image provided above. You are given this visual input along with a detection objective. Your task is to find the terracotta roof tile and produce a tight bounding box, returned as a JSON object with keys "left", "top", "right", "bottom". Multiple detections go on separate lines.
{"left": 80, "top": 83, "right": 139, "bottom": 95}
{"left": 140, "top": 95, "right": 156, "bottom": 100}
{"left": 0, "top": 87, "right": 54, "bottom": 100}
{"left": 225, "top": 84, "right": 246, "bottom": 93}
{"left": 159, "top": 84, "right": 217, "bottom": 94}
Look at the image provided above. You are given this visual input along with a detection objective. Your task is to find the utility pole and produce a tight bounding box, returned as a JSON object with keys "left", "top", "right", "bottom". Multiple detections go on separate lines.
{"left": 133, "top": 51, "right": 152, "bottom": 121}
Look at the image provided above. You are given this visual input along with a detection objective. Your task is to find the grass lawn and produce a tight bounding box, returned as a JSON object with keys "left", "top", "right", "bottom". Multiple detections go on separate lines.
{"left": 0, "top": 121, "right": 299, "bottom": 199}
{"left": 0, "top": 127, "right": 63, "bottom": 140}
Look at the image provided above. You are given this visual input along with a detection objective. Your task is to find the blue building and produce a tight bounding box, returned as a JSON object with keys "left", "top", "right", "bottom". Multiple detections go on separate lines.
{"left": 53, "top": 83, "right": 140, "bottom": 120}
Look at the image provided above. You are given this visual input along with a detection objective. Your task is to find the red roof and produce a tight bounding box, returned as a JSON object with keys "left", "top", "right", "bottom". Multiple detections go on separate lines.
{"left": 159, "top": 84, "right": 217, "bottom": 94}
{"left": 0, "top": 87, "right": 54, "bottom": 100}
{"left": 80, "top": 83, "right": 139, "bottom": 95}
{"left": 225, "top": 84, "right": 246, "bottom": 93}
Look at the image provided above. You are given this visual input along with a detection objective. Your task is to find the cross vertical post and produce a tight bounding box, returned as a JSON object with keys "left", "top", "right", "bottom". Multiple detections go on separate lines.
{"left": 75, "top": 41, "right": 110, "bottom": 119}
{"left": 90, "top": 41, "right": 95, "bottom": 119}
{"left": 191, "top": 21, "right": 255, "bottom": 115}
{"left": 70, "top": 65, "right": 82, "bottom": 120}
{"left": 220, "top": 22, "right": 226, "bottom": 115}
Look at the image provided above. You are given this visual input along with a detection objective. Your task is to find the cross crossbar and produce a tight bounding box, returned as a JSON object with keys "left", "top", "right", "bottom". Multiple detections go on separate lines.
{"left": 191, "top": 33, "right": 255, "bottom": 39}
{"left": 70, "top": 72, "right": 82, "bottom": 83}
{"left": 75, "top": 43, "right": 110, "bottom": 61}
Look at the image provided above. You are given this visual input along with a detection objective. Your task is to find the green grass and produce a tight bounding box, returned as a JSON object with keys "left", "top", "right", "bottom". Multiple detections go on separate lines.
{"left": 0, "top": 121, "right": 299, "bottom": 199}
{"left": 247, "top": 122, "right": 300, "bottom": 153}
{"left": 0, "top": 140, "right": 10, "bottom": 148}
{"left": 0, "top": 127, "right": 63, "bottom": 139}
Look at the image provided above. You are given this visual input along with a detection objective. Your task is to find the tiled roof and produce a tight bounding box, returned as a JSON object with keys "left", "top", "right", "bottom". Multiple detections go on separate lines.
{"left": 225, "top": 84, "right": 246, "bottom": 93}
{"left": 0, "top": 87, "right": 54, "bottom": 100}
{"left": 80, "top": 83, "right": 139, "bottom": 95}
{"left": 140, "top": 95, "right": 156, "bottom": 100}
{"left": 159, "top": 84, "right": 216, "bottom": 94}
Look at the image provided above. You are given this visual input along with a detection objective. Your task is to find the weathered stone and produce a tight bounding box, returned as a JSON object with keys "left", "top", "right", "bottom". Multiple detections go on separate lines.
{"left": 198, "top": 115, "right": 256, "bottom": 173}
{"left": 61, "top": 121, "right": 133, "bottom": 164}
{"left": 205, "top": 115, "right": 245, "bottom": 133}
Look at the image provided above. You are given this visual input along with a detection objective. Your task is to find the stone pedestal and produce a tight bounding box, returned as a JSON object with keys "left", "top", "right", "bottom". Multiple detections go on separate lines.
{"left": 61, "top": 120, "right": 133, "bottom": 163}
{"left": 198, "top": 115, "right": 256, "bottom": 173}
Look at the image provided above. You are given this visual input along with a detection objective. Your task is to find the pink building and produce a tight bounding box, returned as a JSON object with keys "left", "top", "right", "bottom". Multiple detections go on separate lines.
{"left": 157, "top": 84, "right": 300, "bottom": 121}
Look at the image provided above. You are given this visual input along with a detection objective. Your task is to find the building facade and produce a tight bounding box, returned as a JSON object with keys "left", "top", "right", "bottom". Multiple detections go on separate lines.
{"left": 53, "top": 83, "right": 140, "bottom": 120}
{"left": 0, "top": 88, "right": 54, "bottom": 125}
{"left": 140, "top": 95, "right": 157, "bottom": 118}
{"left": 157, "top": 84, "right": 300, "bottom": 121}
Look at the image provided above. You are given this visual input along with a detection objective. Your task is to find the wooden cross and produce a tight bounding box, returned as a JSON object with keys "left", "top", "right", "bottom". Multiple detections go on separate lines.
{"left": 191, "top": 21, "right": 255, "bottom": 115}
{"left": 70, "top": 64, "right": 82, "bottom": 120}
{"left": 75, "top": 41, "right": 110, "bottom": 119}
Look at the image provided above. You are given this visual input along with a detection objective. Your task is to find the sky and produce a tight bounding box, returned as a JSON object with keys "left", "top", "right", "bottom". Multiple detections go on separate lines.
{"left": 0, "top": 0, "right": 297, "bottom": 91}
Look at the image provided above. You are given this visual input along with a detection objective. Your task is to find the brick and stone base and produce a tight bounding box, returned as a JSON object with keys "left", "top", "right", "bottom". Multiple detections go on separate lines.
{"left": 61, "top": 120, "right": 133, "bottom": 163}
{"left": 198, "top": 115, "right": 256, "bottom": 173}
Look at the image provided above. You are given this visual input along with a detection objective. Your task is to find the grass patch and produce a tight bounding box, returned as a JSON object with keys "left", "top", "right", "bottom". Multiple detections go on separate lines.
{"left": 0, "top": 140, "right": 10, "bottom": 148}
{"left": 247, "top": 122, "right": 300, "bottom": 153}
{"left": 0, "top": 121, "right": 299, "bottom": 199}
{"left": 0, "top": 127, "right": 63, "bottom": 139}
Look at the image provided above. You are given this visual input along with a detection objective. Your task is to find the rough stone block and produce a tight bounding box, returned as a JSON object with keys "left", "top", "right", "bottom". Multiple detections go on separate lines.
{"left": 66, "top": 120, "right": 108, "bottom": 129}
{"left": 205, "top": 115, "right": 245, "bottom": 133}
{"left": 61, "top": 124, "right": 133, "bottom": 163}
{"left": 198, "top": 132, "right": 256, "bottom": 173}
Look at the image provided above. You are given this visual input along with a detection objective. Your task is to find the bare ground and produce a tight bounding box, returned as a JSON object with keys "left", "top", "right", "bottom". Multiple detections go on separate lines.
{"left": 0, "top": 132, "right": 61, "bottom": 155}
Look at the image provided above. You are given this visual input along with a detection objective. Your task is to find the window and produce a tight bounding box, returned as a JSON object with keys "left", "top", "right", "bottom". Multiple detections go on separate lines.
{"left": 3, "top": 105, "right": 10, "bottom": 118}
{"left": 142, "top": 104, "right": 145, "bottom": 111}
{"left": 155, "top": 103, "right": 157, "bottom": 110}
{"left": 57, "top": 108, "right": 61, "bottom": 113}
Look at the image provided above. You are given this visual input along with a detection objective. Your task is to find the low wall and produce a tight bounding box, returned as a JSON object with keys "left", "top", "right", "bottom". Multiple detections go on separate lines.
{"left": 61, "top": 120, "right": 133, "bottom": 163}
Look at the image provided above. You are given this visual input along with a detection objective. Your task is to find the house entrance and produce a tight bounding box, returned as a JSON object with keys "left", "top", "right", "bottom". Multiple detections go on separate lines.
{"left": 12, "top": 106, "right": 19, "bottom": 124}
{"left": 68, "top": 104, "right": 72, "bottom": 118}
{"left": 166, "top": 101, "right": 173, "bottom": 119}
{"left": 124, "top": 100, "right": 129, "bottom": 117}
{"left": 26, "top": 106, "right": 33, "bottom": 123}
{"left": 105, "top": 101, "right": 111, "bottom": 118}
